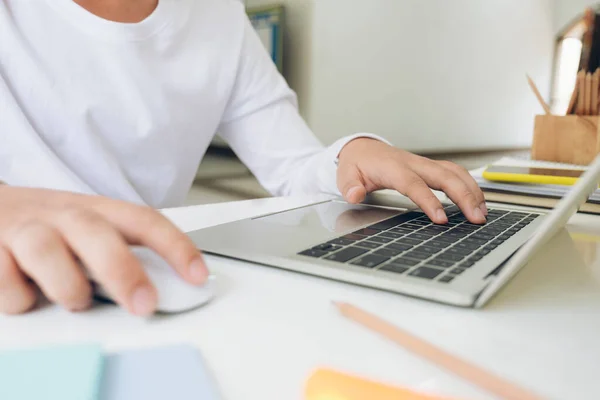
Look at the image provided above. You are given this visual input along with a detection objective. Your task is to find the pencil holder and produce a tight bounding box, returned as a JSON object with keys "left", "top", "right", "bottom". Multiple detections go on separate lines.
{"left": 531, "top": 115, "right": 600, "bottom": 165}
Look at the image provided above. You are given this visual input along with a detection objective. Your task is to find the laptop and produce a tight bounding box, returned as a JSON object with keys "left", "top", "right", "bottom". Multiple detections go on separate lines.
{"left": 188, "top": 154, "right": 600, "bottom": 308}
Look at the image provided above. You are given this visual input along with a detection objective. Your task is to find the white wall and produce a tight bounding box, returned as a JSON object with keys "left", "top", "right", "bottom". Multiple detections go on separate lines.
{"left": 247, "top": 0, "right": 555, "bottom": 153}
{"left": 553, "top": 0, "right": 597, "bottom": 33}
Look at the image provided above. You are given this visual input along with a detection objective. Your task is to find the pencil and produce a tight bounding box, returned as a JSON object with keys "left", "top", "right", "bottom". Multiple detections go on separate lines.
{"left": 567, "top": 77, "right": 579, "bottom": 115}
{"left": 334, "top": 302, "right": 544, "bottom": 400}
{"left": 592, "top": 70, "right": 599, "bottom": 116}
{"left": 585, "top": 72, "right": 592, "bottom": 115}
{"left": 577, "top": 71, "right": 586, "bottom": 115}
{"left": 526, "top": 75, "right": 551, "bottom": 115}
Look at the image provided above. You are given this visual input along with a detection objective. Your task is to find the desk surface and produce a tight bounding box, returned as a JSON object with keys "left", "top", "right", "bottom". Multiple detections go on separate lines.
{"left": 1, "top": 195, "right": 599, "bottom": 400}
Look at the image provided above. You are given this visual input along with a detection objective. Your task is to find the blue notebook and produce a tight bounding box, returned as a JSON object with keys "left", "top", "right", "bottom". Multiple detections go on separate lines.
{"left": 0, "top": 344, "right": 104, "bottom": 400}
{"left": 99, "top": 344, "right": 221, "bottom": 400}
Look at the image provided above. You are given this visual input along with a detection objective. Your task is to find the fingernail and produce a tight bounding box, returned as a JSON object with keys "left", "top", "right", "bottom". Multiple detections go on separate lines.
{"left": 479, "top": 203, "right": 488, "bottom": 216}
{"left": 189, "top": 256, "right": 208, "bottom": 284}
{"left": 131, "top": 285, "right": 157, "bottom": 316}
{"left": 347, "top": 186, "right": 363, "bottom": 202}
{"left": 473, "top": 207, "right": 486, "bottom": 222}
{"left": 71, "top": 297, "right": 93, "bottom": 312}
{"left": 436, "top": 209, "right": 447, "bottom": 223}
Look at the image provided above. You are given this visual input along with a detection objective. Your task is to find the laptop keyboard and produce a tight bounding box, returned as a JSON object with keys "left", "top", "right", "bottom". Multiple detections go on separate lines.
{"left": 297, "top": 205, "right": 539, "bottom": 284}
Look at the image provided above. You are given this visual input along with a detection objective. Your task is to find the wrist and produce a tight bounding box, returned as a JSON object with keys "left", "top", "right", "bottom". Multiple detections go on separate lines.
{"left": 338, "top": 137, "right": 380, "bottom": 163}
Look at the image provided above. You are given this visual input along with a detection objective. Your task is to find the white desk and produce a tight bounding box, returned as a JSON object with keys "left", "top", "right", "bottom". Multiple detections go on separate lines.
{"left": 1, "top": 196, "right": 599, "bottom": 400}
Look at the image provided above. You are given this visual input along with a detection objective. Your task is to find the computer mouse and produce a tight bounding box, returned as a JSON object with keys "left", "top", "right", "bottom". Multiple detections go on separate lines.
{"left": 93, "top": 246, "right": 216, "bottom": 314}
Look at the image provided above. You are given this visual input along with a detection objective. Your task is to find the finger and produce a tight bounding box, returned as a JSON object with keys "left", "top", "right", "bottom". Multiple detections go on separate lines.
{"left": 437, "top": 160, "right": 488, "bottom": 216}
{"left": 384, "top": 165, "right": 447, "bottom": 224}
{"left": 409, "top": 159, "right": 486, "bottom": 224}
{"left": 8, "top": 223, "right": 92, "bottom": 312}
{"left": 54, "top": 209, "right": 156, "bottom": 316}
{"left": 90, "top": 202, "right": 207, "bottom": 285}
{"left": 0, "top": 245, "right": 37, "bottom": 314}
{"left": 337, "top": 164, "right": 368, "bottom": 204}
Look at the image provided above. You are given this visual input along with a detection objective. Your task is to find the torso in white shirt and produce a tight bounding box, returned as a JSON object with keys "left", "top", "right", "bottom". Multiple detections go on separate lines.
{"left": 0, "top": 0, "right": 375, "bottom": 207}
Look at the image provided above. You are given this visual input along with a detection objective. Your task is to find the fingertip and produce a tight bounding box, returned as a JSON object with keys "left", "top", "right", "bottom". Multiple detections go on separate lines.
{"left": 130, "top": 284, "right": 157, "bottom": 316}
{"left": 346, "top": 186, "right": 366, "bottom": 204}
{"left": 479, "top": 202, "right": 488, "bottom": 216}
{"left": 472, "top": 207, "right": 487, "bottom": 224}
{"left": 435, "top": 209, "right": 448, "bottom": 224}
{"left": 188, "top": 255, "right": 209, "bottom": 285}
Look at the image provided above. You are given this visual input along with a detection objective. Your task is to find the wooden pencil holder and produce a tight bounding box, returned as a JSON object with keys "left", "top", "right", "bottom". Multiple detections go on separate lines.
{"left": 531, "top": 115, "right": 600, "bottom": 165}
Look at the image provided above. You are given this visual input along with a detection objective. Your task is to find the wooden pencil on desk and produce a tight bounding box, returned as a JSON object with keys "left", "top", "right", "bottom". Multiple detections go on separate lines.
{"left": 334, "top": 302, "right": 544, "bottom": 400}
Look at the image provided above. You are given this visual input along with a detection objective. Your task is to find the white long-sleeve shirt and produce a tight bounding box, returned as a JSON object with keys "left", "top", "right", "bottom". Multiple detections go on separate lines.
{"left": 0, "top": 0, "right": 381, "bottom": 207}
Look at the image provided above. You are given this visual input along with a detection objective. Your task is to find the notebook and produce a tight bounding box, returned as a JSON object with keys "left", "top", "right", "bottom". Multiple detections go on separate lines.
{"left": 472, "top": 157, "right": 600, "bottom": 214}
{"left": 99, "top": 344, "right": 221, "bottom": 400}
{"left": 0, "top": 344, "right": 104, "bottom": 400}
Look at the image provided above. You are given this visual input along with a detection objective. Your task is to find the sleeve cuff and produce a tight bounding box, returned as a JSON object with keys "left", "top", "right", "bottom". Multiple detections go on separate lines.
{"left": 317, "top": 133, "right": 392, "bottom": 196}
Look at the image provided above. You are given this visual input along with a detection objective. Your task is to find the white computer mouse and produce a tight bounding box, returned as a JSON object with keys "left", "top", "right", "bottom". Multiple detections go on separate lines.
{"left": 93, "top": 246, "right": 216, "bottom": 314}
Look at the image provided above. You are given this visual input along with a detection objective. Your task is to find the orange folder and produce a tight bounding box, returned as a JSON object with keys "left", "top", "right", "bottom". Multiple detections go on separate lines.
{"left": 305, "top": 369, "right": 457, "bottom": 400}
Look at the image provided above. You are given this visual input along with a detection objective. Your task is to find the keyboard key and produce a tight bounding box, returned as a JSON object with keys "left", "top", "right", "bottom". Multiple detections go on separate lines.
{"left": 433, "top": 235, "right": 458, "bottom": 244}
{"left": 355, "top": 241, "right": 382, "bottom": 249}
{"left": 438, "top": 275, "right": 455, "bottom": 283}
{"left": 388, "top": 257, "right": 420, "bottom": 266}
{"left": 450, "top": 267, "right": 466, "bottom": 275}
{"left": 392, "top": 238, "right": 421, "bottom": 247}
{"left": 379, "top": 264, "right": 411, "bottom": 274}
{"left": 367, "top": 212, "right": 422, "bottom": 230}
{"left": 352, "top": 228, "right": 379, "bottom": 236}
{"left": 377, "top": 231, "right": 405, "bottom": 239}
{"left": 402, "top": 223, "right": 425, "bottom": 231}
{"left": 416, "top": 245, "right": 443, "bottom": 254}
{"left": 390, "top": 228, "right": 414, "bottom": 235}
{"left": 403, "top": 251, "right": 432, "bottom": 260}
{"left": 512, "top": 212, "right": 529, "bottom": 218}
{"left": 299, "top": 249, "right": 328, "bottom": 258}
{"left": 386, "top": 243, "right": 413, "bottom": 252}
{"left": 342, "top": 234, "right": 365, "bottom": 241}
{"left": 405, "top": 233, "right": 432, "bottom": 242}
{"left": 460, "top": 260, "right": 475, "bottom": 268}
{"left": 323, "top": 247, "right": 368, "bottom": 263}
{"left": 427, "top": 259, "right": 455, "bottom": 268}
{"left": 350, "top": 254, "right": 389, "bottom": 268}
{"left": 312, "top": 243, "right": 338, "bottom": 252}
{"left": 470, "top": 253, "right": 485, "bottom": 261}
{"left": 373, "top": 248, "right": 405, "bottom": 257}
{"left": 440, "top": 231, "right": 471, "bottom": 239}
{"left": 409, "top": 266, "right": 444, "bottom": 280}
{"left": 446, "top": 247, "right": 475, "bottom": 256}
{"left": 368, "top": 236, "right": 394, "bottom": 244}
{"left": 437, "top": 252, "right": 465, "bottom": 262}
{"left": 454, "top": 242, "right": 481, "bottom": 251}
{"left": 328, "top": 238, "right": 354, "bottom": 246}
{"left": 471, "top": 233, "right": 494, "bottom": 241}
{"left": 426, "top": 240, "right": 452, "bottom": 249}
{"left": 467, "top": 238, "right": 489, "bottom": 246}
{"left": 444, "top": 205, "right": 460, "bottom": 214}
{"left": 409, "top": 220, "right": 431, "bottom": 226}
{"left": 420, "top": 226, "right": 450, "bottom": 234}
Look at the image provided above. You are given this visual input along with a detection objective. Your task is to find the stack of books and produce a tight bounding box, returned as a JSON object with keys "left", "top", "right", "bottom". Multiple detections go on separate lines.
{"left": 472, "top": 157, "right": 600, "bottom": 214}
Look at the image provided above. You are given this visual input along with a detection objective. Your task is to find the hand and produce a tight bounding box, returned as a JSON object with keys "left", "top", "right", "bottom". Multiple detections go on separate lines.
{"left": 337, "top": 138, "right": 488, "bottom": 224}
{"left": 0, "top": 186, "right": 207, "bottom": 315}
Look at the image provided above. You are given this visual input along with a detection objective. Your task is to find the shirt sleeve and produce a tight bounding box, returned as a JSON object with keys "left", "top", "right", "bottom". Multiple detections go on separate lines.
{"left": 218, "top": 12, "right": 388, "bottom": 197}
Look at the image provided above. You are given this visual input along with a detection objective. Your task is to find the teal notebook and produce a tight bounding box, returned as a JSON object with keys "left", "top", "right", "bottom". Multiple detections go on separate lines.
{"left": 0, "top": 344, "right": 104, "bottom": 400}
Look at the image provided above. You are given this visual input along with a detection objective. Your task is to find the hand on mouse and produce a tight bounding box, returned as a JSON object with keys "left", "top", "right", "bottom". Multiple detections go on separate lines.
{"left": 337, "top": 138, "right": 488, "bottom": 225}
{"left": 0, "top": 186, "right": 207, "bottom": 316}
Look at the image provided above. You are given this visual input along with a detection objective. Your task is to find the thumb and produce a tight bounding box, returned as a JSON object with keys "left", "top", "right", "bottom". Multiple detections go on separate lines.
{"left": 338, "top": 166, "right": 368, "bottom": 204}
